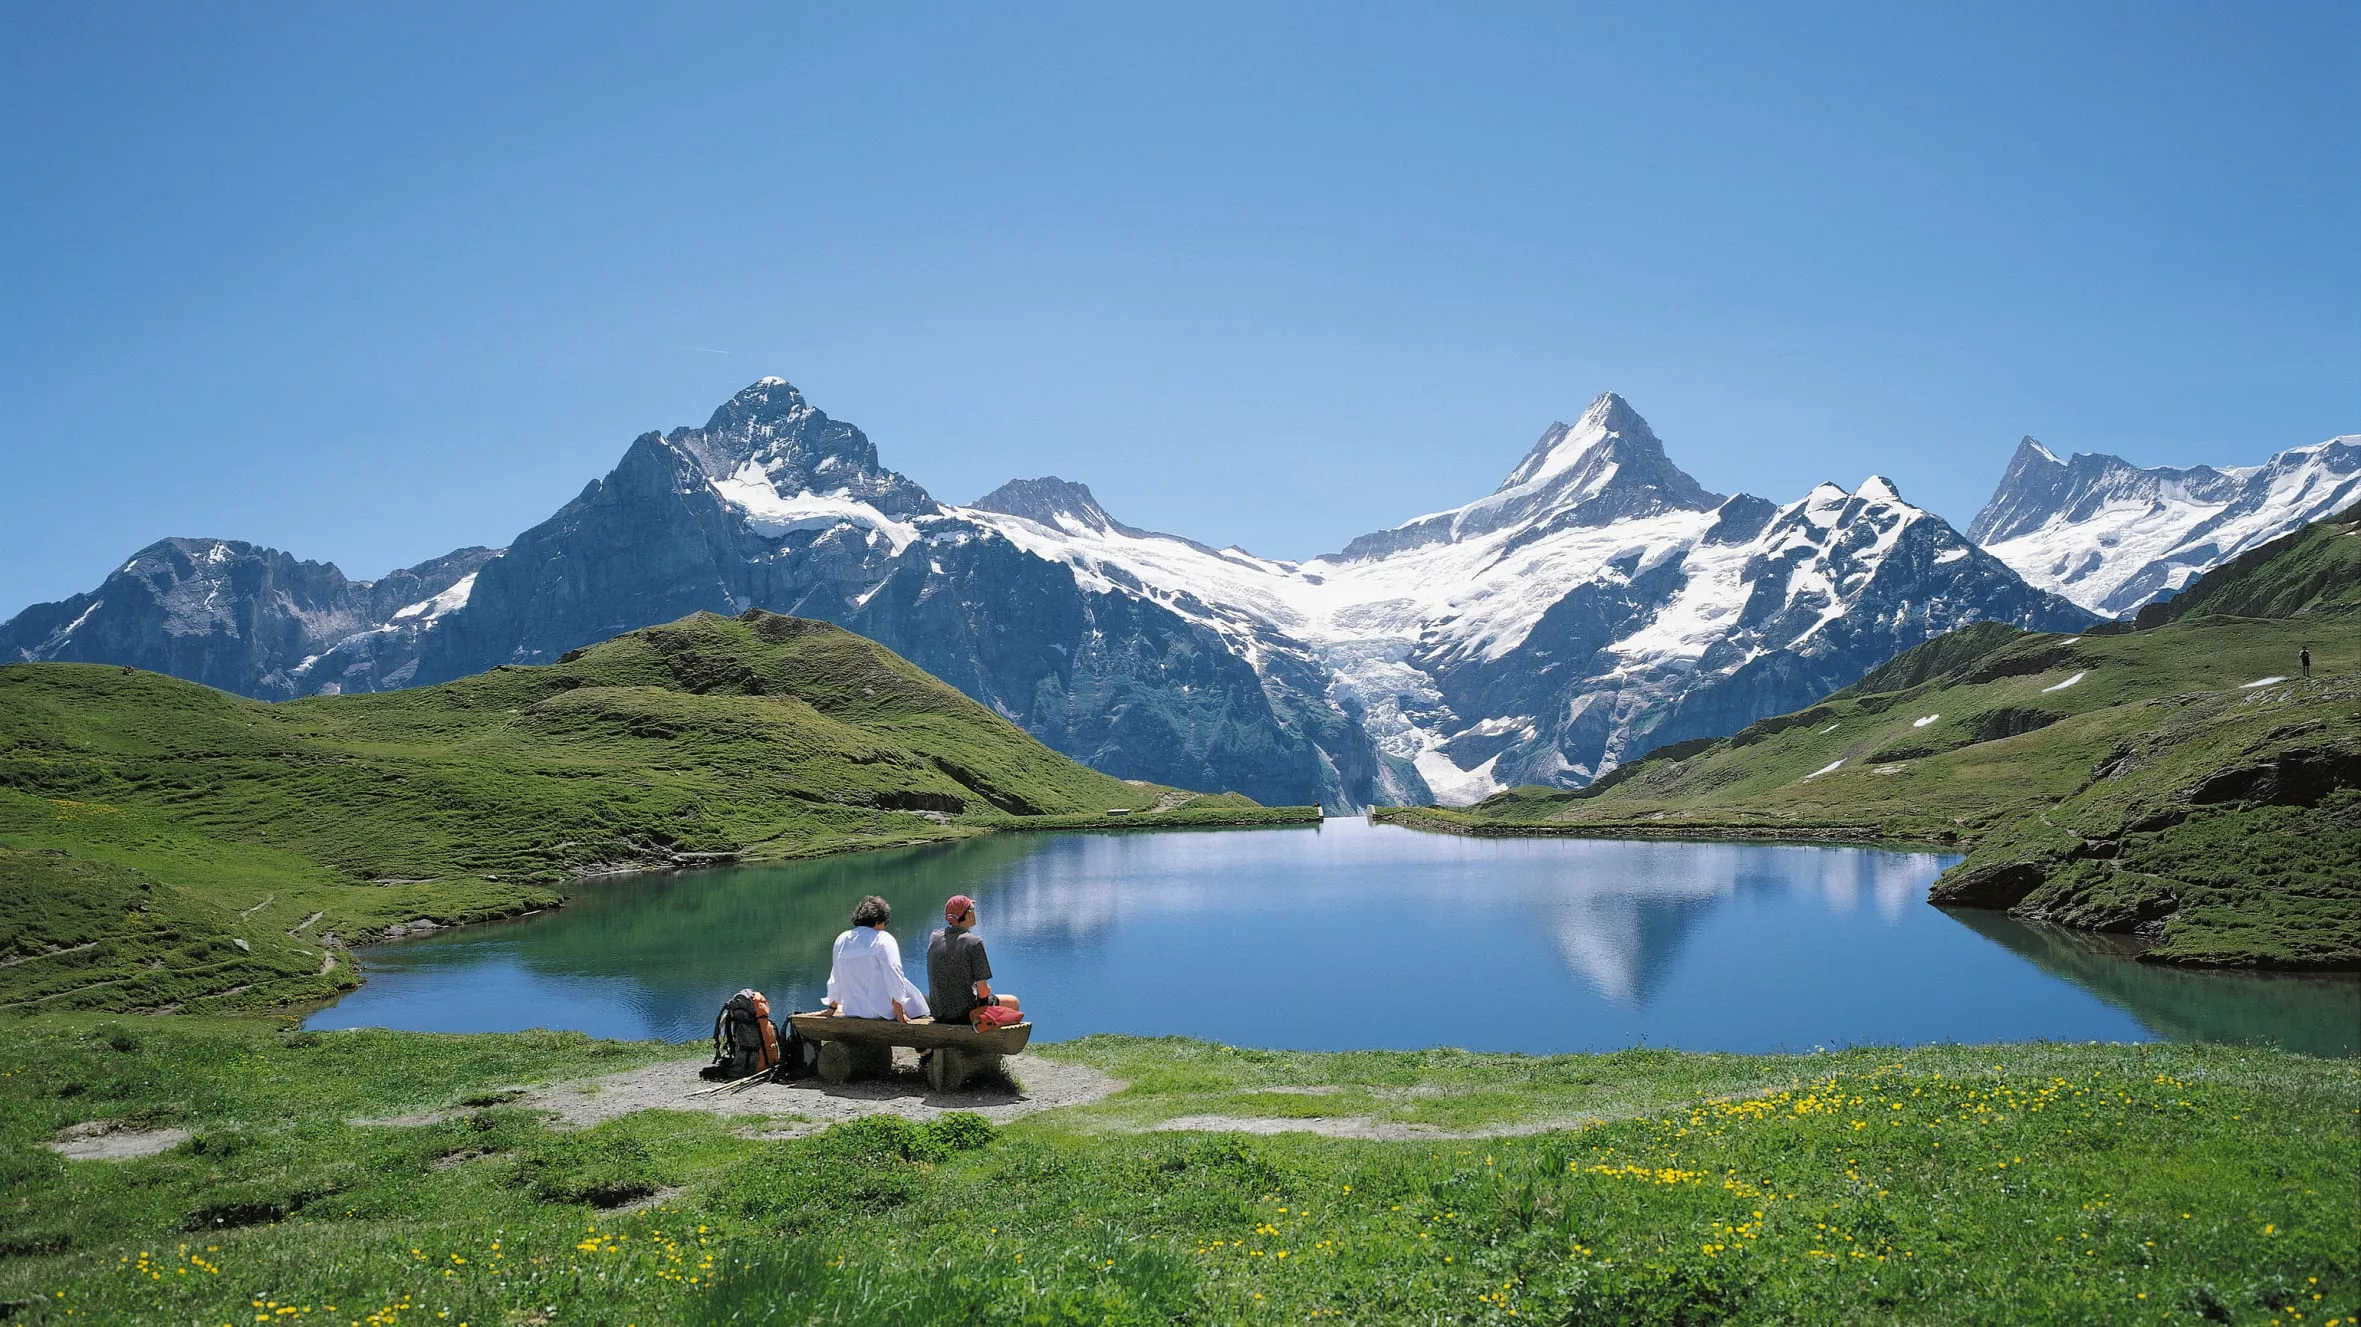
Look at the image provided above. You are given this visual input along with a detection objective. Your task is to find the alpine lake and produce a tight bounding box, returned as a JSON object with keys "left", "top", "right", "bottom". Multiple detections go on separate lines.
{"left": 310, "top": 816, "right": 2360, "bottom": 1058}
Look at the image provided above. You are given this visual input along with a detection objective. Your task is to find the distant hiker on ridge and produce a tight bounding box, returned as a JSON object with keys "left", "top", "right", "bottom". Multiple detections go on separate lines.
{"left": 2300, "top": 646, "right": 2311, "bottom": 679}
{"left": 929, "top": 895, "right": 1021, "bottom": 1029}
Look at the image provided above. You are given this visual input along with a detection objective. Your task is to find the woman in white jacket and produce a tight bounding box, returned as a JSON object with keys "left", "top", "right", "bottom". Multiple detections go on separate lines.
{"left": 821, "top": 894, "right": 930, "bottom": 1022}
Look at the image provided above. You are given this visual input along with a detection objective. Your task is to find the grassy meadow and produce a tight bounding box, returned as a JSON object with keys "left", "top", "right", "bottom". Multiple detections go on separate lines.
{"left": 1, "top": 523, "right": 2352, "bottom": 1324}
{"left": 0, "top": 1016, "right": 2352, "bottom": 1325}
{"left": 0, "top": 610, "right": 1312, "bottom": 1017}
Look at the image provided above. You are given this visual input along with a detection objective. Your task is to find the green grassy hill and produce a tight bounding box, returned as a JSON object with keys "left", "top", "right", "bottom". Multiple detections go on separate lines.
{"left": 0, "top": 610, "right": 1304, "bottom": 1013}
{"left": 2133, "top": 499, "right": 2361, "bottom": 624}
{"left": 1382, "top": 507, "right": 2361, "bottom": 970}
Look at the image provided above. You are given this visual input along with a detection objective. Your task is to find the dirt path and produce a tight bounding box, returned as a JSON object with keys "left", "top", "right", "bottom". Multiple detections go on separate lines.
{"left": 359, "top": 1051, "right": 1123, "bottom": 1138}
{"left": 352, "top": 1057, "right": 1772, "bottom": 1143}
{"left": 47, "top": 1122, "right": 192, "bottom": 1161}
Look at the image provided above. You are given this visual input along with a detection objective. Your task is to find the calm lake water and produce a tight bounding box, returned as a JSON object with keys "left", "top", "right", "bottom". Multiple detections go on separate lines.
{"left": 310, "top": 817, "right": 2359, "bottom": 1057}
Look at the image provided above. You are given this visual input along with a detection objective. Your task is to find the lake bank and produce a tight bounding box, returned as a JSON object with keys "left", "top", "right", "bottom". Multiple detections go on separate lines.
{"left": 311, "top": 817, "right": 2361, "bottom": 1059}
{"left": 1379, "top": 617, "right": 2361, "bottom": 975}
{"left": 0, "top": 614, "right": 1323, "bottom": 1017}
{"left": 4, "top": 1014, "right": 2353, "bottom": 1325}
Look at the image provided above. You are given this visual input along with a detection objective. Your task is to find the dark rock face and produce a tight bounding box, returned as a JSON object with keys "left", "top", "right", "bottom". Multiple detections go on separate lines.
{"left": 408, "top": 383, "right": 1379, "bottom": 808}
{"left": 2186, "top": 747, "right": 2361, "bottom": 808}
{"left": 1929, "top": 860, "right": 2051, "bottom": 909}
{"left": 969, "top": 476, "right": 1140, "bottom": 536}
{"left": 837, "top": 531, "right": 1355, "bottom": 808}
{"left": 0, "top": 538, "right": 496, "bottom": 697}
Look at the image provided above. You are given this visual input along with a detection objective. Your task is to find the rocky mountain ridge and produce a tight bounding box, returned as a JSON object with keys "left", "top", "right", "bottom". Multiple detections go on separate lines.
{"left": 963, "top": 393, "right": 2092, "bottom": 803}
{"left": 17, "top": 378, "right": 2336, "bottom": 808}
{"left": 0, "top": 538, "right": 497, "bottom": 698}
{"left": 1971, "top": 433, "right": 2360, "bottom": 616}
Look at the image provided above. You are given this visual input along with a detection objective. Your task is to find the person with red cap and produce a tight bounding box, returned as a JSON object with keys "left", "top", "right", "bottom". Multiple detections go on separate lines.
{"left": 928, "top": 894, "right": 1020, "bottom": 1029}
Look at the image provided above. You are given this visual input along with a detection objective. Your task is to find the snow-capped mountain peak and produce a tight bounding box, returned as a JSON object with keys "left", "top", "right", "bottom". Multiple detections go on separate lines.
{"left": 671, "top": 377, "right": 937, "bottom": 520}
{"left": 1334, "top": 395, "right": 1724, "bottom": 561}
{"left": 1972, "top": 432, "right": 2360, "bottom": 615}
{"left": 1854, "top": 475, "right": 1906, "bottom": 504}
{"left": 1493, "top": 391, "right": 1649, "bottom": 492}
{"left": 943, "top": 393, "right": 2084, "bottom": 806}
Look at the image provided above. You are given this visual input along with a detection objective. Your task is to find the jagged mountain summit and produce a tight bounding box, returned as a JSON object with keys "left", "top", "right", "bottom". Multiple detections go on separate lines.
{"left": 971, "top": 393, "right": 2093, "bottom": 803}
{"left": 0, "top": 538, "right": 498, "bottom": 697}
{"left": 1970, "top": 434, "right": 2361, "bottom": 617}
{"left": 6, "top": 378, "right": 2099, "bottom": 808}
{"left": 408, "top": 379, "right": 1379, "bottom": 809}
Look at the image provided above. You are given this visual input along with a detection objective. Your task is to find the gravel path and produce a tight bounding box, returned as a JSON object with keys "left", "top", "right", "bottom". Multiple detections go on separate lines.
{"left": 359, "top": 1051, "right": 1124, "bottom": 1137}
{"left": 46, "top": 1122, "right": 192, "bottom": 1160}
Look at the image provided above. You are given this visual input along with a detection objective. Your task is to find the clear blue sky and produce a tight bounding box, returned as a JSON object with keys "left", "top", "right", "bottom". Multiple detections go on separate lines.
{"left": 3, "top": 2, "right": 2355, "bottom": 615}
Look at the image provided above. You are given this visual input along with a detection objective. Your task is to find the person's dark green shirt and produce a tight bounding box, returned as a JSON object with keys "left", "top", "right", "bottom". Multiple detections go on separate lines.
{"left": 927, "top": 926, "right": 992, "bottom": 1022}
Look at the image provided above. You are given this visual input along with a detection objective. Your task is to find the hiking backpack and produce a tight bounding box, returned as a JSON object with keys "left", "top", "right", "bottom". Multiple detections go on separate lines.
{"left": 709, "top": 988, "right": 780, "bottom": 1079}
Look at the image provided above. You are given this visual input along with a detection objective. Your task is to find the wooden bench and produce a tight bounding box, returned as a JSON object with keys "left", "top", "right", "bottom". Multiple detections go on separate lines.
{"left": 787, "top": 1012, "right": 1033, "bottom": 1092}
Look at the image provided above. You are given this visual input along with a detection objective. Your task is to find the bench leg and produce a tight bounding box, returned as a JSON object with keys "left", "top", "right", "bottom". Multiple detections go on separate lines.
{"left": 926, "top": 1048, "right": 1006, "bottom": 1094}
{"left": 816, "top": 1040, "right": 895, "bottom": 1084}
{"left": 925, "top": 1047, "right": 968, "bottom": 1093}
{"left": 815, "top": 1040, "right": 853, "bottom": 1085}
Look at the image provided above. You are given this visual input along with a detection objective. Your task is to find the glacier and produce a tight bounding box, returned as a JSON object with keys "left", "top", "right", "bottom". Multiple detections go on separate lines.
{"left": 1971, "top": 435, "right": 2361, "bottom": 617}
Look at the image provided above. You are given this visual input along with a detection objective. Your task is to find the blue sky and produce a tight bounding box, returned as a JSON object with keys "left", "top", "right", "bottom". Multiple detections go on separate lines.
{"left": 3, "top": 2, "right": 2354, "bottom": 614}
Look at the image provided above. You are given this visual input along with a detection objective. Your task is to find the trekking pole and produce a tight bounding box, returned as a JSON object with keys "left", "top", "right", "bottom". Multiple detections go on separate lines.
{"left": 686, "top": 1066, "right": 774, "bottom": 1098}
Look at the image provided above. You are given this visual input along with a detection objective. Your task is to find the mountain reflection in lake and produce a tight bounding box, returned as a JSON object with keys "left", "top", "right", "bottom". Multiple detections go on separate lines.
{"left": 309, "top": 817, "right": 2359, "bottom": 1056}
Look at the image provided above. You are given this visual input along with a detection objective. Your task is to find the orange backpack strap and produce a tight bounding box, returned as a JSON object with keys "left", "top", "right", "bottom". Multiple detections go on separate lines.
{"left": 751, "top": 992, "right": 780, "bottom": 1068}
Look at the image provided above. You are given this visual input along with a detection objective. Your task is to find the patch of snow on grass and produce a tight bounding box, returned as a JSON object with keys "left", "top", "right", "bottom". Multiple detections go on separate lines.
{"left": 2242, "top": 676, "right": 2288, "bottom": 688}
{"left": 1803, "top": 758, "right": 1845, "bottom": 780}
{"left": 1912, "top": 714, "right": 1939, "bottom": 728}
{"left": 2041, "top": 671, "right": 2086, "bottom": 693}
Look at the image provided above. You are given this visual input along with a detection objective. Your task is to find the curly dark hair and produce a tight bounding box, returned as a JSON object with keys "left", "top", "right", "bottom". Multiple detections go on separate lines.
{"left": 851, "top": 895, "right": 891, "bottom": 929}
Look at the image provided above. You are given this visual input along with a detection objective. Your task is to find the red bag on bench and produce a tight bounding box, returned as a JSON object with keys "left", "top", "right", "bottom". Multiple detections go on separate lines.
{"left": 972, "top": 1004, "right": 1021, "bottom": 1029}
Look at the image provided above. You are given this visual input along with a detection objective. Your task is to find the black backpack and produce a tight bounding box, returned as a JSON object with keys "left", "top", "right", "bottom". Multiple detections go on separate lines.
{"left": 707, "top": 988, "right": 779, "bottom": 1080}
{"left": 776, "top": 1015, "right": 819, "bottom": 1080}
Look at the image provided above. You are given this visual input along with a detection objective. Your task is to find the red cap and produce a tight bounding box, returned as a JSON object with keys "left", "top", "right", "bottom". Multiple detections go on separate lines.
{"left": 945, "top": 895, "right": 976, "bottom": 921}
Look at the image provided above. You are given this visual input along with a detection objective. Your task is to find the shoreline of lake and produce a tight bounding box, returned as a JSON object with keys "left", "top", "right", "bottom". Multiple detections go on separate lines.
{"left": 312, "top": 817, "right": 2361, "bottom": 1058}
{"left": 1370, "top": 804, "right": 2361, "bottom": 976}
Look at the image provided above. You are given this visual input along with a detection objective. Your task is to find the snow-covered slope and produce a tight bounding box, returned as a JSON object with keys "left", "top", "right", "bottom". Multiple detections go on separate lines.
{"left": 1971, "top": 435, "right": 2361, "bottom": 617}
{"left": 961, "top": 393, "right": 2092, "bottom": 803}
